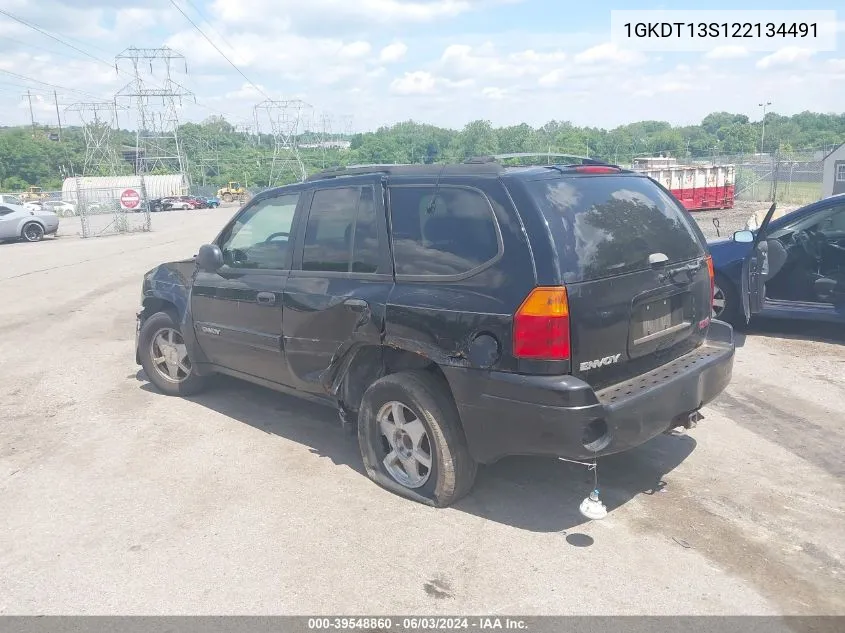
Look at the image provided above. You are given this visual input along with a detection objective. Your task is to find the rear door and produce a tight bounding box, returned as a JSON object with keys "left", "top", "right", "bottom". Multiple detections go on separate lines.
{"left": 520, "top": 173, "right": 713, "bottom": 387}
{"left": 282, "top": 177, "right": 393, "bottom": 394}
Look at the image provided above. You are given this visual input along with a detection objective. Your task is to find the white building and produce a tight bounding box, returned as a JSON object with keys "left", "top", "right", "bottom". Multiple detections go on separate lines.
{"left": 822, "top": 143, "right": 845, "bottom": 198}
{"left": 61, "top": 174, "right": 189, "bottom": 202}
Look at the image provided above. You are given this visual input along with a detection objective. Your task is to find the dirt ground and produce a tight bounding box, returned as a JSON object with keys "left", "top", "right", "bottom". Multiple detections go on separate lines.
{"left": 0, "top": 206, "right": 843, "bottom": 616}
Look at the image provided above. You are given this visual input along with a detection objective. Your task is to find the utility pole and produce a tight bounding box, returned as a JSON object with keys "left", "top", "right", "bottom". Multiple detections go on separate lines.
{"left": 53, "top": 90, "right": 62, "bottom": 142}
{"left": 25, "top": 90, "right": 36, "bottom": 137}
{"left": 758, "top": 101, "right": 772, "bottom": 154}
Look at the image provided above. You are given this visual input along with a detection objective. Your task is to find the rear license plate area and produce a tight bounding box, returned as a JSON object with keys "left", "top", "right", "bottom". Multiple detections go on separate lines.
{"left": 631, "top": 293, "right": 689, "bottom": 345}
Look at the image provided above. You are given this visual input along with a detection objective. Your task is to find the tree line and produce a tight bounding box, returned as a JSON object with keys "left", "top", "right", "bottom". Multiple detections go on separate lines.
{"left": 1, "top": 110, "right": 843, "bottom": 192}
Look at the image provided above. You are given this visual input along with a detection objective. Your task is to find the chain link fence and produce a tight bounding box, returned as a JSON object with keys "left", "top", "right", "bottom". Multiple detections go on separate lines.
{"left": 70, "top": 178, "right": 152, "bottom": 238}
{"left": 670, "top": 150, "right": 825, "bottom": 206}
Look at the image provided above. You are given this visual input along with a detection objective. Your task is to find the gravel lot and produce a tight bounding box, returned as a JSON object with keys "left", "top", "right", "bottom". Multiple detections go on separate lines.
{"left": 0, "top": 206, "right": 843, "bottom": 616}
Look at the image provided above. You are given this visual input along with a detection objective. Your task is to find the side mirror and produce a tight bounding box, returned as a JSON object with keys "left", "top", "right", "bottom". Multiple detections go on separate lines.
{"left": 196, "top": 243, "right": 223, "bottom": 272}
{"left": 733, "top": 230, "right": 754, "bottom": 243}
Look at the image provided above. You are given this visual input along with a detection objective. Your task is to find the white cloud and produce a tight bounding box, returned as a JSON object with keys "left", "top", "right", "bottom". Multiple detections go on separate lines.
{"left": 207, "top": 0, "right": 512, "bottom": 33}
{"left": 379, "top": 41, "right": 408, "bottom": 63}
{"left": 339, "top": 41, "right": 372, "bottom": 58}
{"left": 481, "top": 86, "right": 506, "bottom": 100}
{"left": 574, "top": 42, "right": 645, "bottom": 65}
{"left": 705, "top": 46, "right": 749, "bottom": 60}
{"left": 390, "top": 71, "right": 438, "bottom": 95}
{"left": 389, "top": 70, "right": 472, "bottom": 95}
{"left": 756, "top": 47, "right": 815, "bottom": 69}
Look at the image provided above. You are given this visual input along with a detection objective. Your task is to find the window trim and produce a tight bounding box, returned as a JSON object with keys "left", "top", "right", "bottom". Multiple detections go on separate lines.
{"left": 836, "top": 163, "right": 845, "bottom": 182}
{"left": 290, "top": 179, "right": 392, "bottom": 280}
{"left": 387, "top": 183, "right": 505, "bottom": 283}
{"left": 212, "top": 189, "right": 305, "bottom": 273}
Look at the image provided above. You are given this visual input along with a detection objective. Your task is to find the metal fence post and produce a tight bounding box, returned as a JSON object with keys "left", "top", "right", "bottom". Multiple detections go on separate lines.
{"left": 75, "top": 176, "right": 89, "bottom": 239}
{"left": 138, "top": 175, "right": 152, "bottom": 232}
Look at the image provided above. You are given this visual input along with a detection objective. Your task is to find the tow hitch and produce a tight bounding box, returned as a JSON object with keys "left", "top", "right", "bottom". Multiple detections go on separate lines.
{"left": 665, "top": 410, "right": 703, "bottom": 434}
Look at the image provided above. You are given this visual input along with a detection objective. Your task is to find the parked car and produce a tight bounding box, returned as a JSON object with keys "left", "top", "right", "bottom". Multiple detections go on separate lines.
{"left": 0, "top": 194, "right": 25, "bottom": 206}
{"left": 42, "top": 200, "right": 77, "bottom": 216}
{"left": 135, "top": 160, "right": 740, "bottom": 507}
{"left": 161, "top": 197, "right": 194, "bottom": 210}
{"left": 0, "top": 202, "right": 59, "bottom": 242}
{"left": 204, "top": 196, "right": 221, "bottom": 208}
{"left": 183, "top": 195, "right": 207, "bottom": 209}
{"left": 709, "top": 194, "right": 845, "bottom": 326}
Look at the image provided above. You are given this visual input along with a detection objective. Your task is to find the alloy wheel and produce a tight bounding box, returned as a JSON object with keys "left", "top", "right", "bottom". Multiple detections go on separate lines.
{"left": 149, "top": 327, "right": 192, "bottom": 383}
{"left": 376, "top": 401, "right": 433, "bottom": 488}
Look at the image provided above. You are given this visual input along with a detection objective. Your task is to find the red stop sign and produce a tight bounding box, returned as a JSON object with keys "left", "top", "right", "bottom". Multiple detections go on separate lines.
{"left": 120, "top": 188, "right": 141, "bottom": 209}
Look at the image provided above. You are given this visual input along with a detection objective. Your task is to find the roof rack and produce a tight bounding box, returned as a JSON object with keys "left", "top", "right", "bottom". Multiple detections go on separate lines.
{"left": 305, "top": 163, "right": 411, "bottom": 181}
{"left": 464, "top": 153, "right": 610, "bottom": 166}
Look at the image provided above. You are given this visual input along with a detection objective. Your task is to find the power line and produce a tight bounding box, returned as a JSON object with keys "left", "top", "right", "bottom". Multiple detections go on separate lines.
{"left": 180, "top": 0, "right": 241, "bottom": 59}
{"left": 0, "top": 69, "right": 104, "bottom": 101}
{"left": 0, "top": 9, "right": 115, "bottom": 71}
{"left": 168, "top": 0, "right": 271, "bottom": 100}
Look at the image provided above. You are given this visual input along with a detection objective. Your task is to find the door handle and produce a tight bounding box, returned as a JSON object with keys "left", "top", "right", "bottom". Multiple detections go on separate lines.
{"left": 256, "top": 292, "right": 276, "bottom": 306}
{"left": 344, "top": 298, "right": 368, "bottom": 312}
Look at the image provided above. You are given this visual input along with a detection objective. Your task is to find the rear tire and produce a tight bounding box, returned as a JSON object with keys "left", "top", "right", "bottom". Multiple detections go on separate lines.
{"left": 21, "top": 222, "right": 44, "bottom": 242}
{"left": 358, "top": 370, "right": 477, "bottom": 507}
{"left": 138, "top": 311, "right": 208, "bottom": 396}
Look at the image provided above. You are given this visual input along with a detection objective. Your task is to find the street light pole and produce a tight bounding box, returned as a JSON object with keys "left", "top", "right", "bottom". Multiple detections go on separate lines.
{"left": 759, "top": 101, "right": 772, "bottom": 153}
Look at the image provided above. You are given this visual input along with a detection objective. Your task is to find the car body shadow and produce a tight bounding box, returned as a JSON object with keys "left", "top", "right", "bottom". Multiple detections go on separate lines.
{"left": 746, "top": 317, "right": 843, "bottom": 344}
{"left": 135, "top": 370, "right": 697, "bottom": 533}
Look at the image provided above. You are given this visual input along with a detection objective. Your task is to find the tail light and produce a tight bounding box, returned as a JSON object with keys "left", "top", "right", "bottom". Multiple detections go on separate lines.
{"left": 705, "top": 255, "right": 715, "bottom": 301}
{"left": 513, "top": 287, "right": 570, "bottom": 360}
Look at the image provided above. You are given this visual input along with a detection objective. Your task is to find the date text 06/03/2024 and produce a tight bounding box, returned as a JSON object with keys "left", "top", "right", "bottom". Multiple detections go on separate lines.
{"left": 307, "top": 617, "right": 528, "bottom": 630}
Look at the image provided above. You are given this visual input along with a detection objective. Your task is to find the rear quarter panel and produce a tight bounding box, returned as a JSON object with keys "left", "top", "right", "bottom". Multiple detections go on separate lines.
{"left": 384, "top": 176, "right": 536, "bottom": 374}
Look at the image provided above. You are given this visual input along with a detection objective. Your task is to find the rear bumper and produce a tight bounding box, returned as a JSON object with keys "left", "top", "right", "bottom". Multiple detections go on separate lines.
{"left": 444, "top": 319, "right": 735, "bottom": 464}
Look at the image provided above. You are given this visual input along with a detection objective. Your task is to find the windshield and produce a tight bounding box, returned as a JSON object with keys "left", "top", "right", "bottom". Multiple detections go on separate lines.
{"left": 524, "top": 175, "right": 706, "bottom": 283}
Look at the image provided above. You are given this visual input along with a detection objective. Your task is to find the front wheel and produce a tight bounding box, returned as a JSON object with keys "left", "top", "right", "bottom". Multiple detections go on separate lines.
{"left": 222, "top": 193, "right": 233, "bottom": 203}
{"left": 358, "top": 370, "right": 477, "bottom": 507}
{"left": 138, "top": 311, "right": 208, "bottom": 396}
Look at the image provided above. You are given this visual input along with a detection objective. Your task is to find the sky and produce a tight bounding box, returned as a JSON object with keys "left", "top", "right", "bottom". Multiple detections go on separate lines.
{"left": 0, "top": 0, "right": 843, "bottom": 134}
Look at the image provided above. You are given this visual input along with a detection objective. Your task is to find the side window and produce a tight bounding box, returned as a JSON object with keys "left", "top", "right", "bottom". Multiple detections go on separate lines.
{"left": 351, "top": 187, "right": 380, "bottom": 273}
{"left": 819, "top": 206, "right": 845, "bottom": 231}
{"left": 302, "top": 186, "right": 382, "bottom": 273}
{"left": 303, "top": 187, "right": 360, "bottom": 272}
{"left": 388, "top": 185, "right": 500, "bottom": 276}
{"left": 0, "top": 206, "right": 14, "bottom": 216}
{"left": 219, "top": 193, "right": 300, "bottom": 270}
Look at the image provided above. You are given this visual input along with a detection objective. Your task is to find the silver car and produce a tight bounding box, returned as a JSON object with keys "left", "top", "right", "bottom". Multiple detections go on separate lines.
{"left": 0, "top": 203, "right": 60, "bottom": 242}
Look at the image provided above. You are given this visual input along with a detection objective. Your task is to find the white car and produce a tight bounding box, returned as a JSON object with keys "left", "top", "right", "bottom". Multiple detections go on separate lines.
{"left": 42, "top": 200, "right": 77, "bottom": 216}
{"left": 0, "top": 202, "right": 59, "bottom": 242}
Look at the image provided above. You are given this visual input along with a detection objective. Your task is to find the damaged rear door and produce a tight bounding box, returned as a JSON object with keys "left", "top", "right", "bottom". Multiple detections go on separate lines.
{"left": 282, "top": 177, "right": 393, "bottom": 394}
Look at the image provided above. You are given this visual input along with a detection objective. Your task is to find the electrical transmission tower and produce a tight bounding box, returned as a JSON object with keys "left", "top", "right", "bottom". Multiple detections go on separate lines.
{"left": 65, "top": 102, "right": 128, "bottom": 176}
{"left": 114, "top": 46, "right": 194, "bottom": 175}
{"left": 254, "top": 99, "right": 311, "bottom": 186}
{"left": 316, "top": 111, "right": 334, "bottom": 168}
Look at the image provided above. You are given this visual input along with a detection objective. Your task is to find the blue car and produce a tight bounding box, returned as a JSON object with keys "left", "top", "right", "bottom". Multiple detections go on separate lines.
{"left": 708, "top": 194, "right": 845, "bottom": 326}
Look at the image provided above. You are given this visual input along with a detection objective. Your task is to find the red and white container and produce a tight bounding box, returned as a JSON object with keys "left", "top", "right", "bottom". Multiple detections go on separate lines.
{"left": 635, "top": 164, "right": 736, "bottom": 211}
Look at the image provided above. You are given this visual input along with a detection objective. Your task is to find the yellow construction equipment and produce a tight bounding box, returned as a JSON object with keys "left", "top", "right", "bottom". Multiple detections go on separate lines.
{"left": 20, "top": 186, "right": 49, "bottom": 202}
{"left": 217, "top": 181, "right": 248, "bottom": 203}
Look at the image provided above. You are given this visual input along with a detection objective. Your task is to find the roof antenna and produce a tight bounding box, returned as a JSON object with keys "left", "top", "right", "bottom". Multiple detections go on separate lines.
{"left": 426, "top": 163, "right": 448, "bottom": 215}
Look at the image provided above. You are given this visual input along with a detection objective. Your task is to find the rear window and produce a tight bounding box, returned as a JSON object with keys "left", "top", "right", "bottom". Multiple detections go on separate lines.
{"left": 525, "top": 175, "right": 705, "bottom": 282}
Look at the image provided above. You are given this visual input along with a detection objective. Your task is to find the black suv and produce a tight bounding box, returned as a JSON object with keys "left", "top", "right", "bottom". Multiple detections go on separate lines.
{"left": 135, "top": 160, "right": 735, "bottom": 507}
